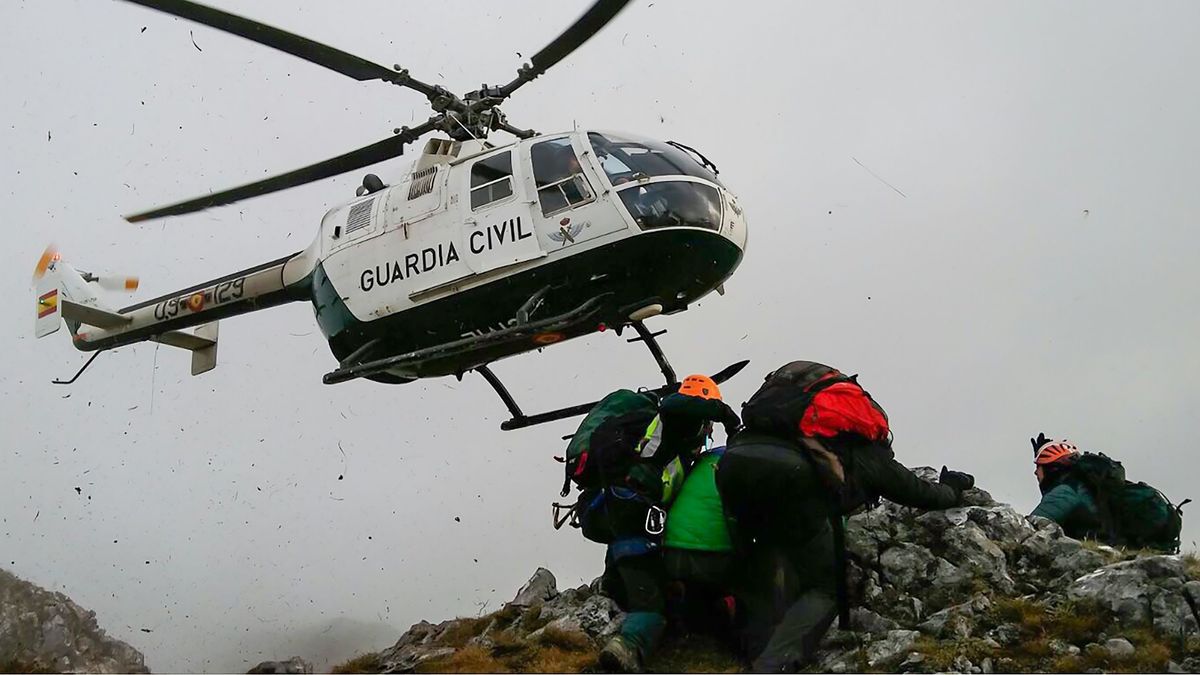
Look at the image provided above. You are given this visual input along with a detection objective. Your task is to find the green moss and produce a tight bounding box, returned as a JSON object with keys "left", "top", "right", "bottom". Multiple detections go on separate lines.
{"left": 436, "top": 616, "right": 491, "bottom": 648}
{"left": 519, "top": 604, "right": 552, "bottom": 633}
{"left": 0, "top": 659, "right": 57, "bottom": 674}
{"left": 647, "top": 633, "right": 743, "bottom": 674}
{"left": 913, "top": 636, "right": 996, "bottom": 673}
{"left": 330, "top": 652, "right": 382, "bottom": 674}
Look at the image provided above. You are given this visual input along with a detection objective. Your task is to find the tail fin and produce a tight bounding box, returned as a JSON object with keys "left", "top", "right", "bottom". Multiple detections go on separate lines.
{"left": 33, "top": 245, "right": 139, "bottom": 339}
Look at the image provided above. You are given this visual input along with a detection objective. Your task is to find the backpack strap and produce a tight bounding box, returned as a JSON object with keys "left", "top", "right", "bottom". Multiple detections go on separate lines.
{"left": 830, "top": 512, "right": 850, "bottom": 630}
{"left": 1067, "top": 463, "right": 1124, "bottom": 545}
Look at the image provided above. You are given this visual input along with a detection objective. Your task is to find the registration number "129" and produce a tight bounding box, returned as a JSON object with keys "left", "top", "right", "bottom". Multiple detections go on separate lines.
{"left": 153, "top": 277, "right": 246, "bottom": 321}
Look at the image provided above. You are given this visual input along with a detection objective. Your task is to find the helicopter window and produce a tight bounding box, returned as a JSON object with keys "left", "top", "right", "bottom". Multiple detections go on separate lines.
{"left": 618, "top": 182, "right": 722, "bottom": 232}
{"left": 588, "top": 132, "right": 722, "bottom": 187}
{"left": 531, "top": 138, "right": 594, "bottom": 216}
{"left": 470, "top": 151, "right": 515, "bottom": 210}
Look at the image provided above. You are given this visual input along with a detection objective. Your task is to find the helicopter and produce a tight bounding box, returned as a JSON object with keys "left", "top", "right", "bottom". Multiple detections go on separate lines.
{"left": 34, "top": 0, "right": 750, "bottom": 430}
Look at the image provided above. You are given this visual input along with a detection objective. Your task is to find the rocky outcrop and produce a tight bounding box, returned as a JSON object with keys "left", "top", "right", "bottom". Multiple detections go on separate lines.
{"left": 343, "top": 467, "right": 1200, "bottom": 673}
{"left": 371, "top": 571, "right": 620, "bottom": 673}
{"left": 0, "top": 568, "right": 148, "bottom": 674}
{"left": 247, "top": 656, "right": 314, "bottom": 674}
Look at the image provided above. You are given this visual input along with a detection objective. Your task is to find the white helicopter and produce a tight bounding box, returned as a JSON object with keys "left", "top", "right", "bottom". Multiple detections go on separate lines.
{"left": 34, "top": 0, "right": 749, "bottom": 430}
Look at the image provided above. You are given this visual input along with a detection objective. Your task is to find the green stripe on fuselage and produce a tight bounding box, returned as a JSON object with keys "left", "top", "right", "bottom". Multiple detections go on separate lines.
{"left": 309, "top": 227, "right": 742, "bottom": 378}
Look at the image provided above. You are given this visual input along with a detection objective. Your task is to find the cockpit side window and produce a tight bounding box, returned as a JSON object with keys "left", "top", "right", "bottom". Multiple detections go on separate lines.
{"left": 588, "top": 132, "right": 723, "bottom": 187}
{"left": 531, "top": 138, "right": 594, "bottom": 217}
{"left": 470, "top": 151, "right": 514, "bottom": 210}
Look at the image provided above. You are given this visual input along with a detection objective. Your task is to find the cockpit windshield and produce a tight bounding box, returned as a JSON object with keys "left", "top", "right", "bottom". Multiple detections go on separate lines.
{"left": 618, "top": 182, "right": 722, "bottom": 232}
{"left": 588, "top": 132, "right": 723, "bottom": 187}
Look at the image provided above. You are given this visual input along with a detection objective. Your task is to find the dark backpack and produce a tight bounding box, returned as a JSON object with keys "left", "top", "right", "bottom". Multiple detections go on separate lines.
{"left": 1071, "top": 452, "right": 1188, "bottom": 553}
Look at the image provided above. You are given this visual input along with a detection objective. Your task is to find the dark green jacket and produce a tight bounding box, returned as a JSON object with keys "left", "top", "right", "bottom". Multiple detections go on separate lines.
{"left": 717, "top": 432, "right": 961, "bottom": 544}
{"left": 838, "top": 441, "right": 962, "bottom": 512}
{"left": 1030, "top": 474, "right": 1103, "bottom": 539}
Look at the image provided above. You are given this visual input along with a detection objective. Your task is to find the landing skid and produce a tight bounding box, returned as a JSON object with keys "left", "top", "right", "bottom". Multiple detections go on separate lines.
{"left": 323, "top": 286, "right": 748, "bottom": 430}
{"left": 322, "top": 292, "right": 610, "bottom": 385}
{"left": 481, "top": 353, "right": 749, "bottom": 431}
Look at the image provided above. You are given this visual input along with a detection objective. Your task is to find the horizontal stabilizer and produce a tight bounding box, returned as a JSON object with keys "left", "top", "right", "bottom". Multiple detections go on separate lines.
{"left": 153, "top": 330, "right": 214, "bottom": 351}
{"left": 151, "top": 322, "right": 219, "bottom": 376}
{"left": 61, "top": 299, "right": 132, "bottom": 329}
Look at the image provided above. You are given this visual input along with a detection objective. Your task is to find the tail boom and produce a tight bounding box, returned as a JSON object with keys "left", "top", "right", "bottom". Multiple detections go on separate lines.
{"left": 71, "top": 251, "right": 310, "bottom": 352}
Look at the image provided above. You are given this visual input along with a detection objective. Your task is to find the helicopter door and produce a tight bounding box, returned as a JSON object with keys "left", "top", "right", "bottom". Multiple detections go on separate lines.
{"left": 525, "top": 137, "right": 611, "bottom": 251}
{"left": 461, "top": 149, "right": 546, "bottom": 275}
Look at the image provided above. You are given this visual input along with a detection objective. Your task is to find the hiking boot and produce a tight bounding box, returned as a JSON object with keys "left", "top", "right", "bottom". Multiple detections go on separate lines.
{"left": 599, "top": 635, "right": 643, "bottom": 673}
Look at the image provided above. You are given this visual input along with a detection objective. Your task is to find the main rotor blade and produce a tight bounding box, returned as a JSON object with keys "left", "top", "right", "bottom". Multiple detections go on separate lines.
{"left": 120, "top": 0, "right": 439, "bottom": 98}
{"left": 125, "top": 120, "right": 438, "bottom": 222}
{"left": 497, "top": 0, "right": 633, "bottom": 99}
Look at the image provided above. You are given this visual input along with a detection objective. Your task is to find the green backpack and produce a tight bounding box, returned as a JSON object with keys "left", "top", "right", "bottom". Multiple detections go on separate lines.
{"left": 560, "top": 389, "right": 660, "bottom": 494}
{"left": 1072, "top": 452, "right": 1189, "bottom": 553}
{"left": 554, "top": 389, "right": 661, "bottom": 544}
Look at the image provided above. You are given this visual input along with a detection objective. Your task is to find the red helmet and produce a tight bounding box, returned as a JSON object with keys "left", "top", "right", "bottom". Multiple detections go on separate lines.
{"left": 1034, "top": 440, "right": 1079, "bottom": 467}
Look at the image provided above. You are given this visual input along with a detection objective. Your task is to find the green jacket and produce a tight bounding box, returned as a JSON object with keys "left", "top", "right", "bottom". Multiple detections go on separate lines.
{"left": 664, "top": 449, "right": 733, "bottom": 552}
{"left": 1030, "top": 475, "right": 1103, "bottom": 539}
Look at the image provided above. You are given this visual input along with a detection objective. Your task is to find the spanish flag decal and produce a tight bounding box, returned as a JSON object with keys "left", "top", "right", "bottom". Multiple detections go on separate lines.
{"left": 38, "top": 289, "right": 58, "bottom": 318}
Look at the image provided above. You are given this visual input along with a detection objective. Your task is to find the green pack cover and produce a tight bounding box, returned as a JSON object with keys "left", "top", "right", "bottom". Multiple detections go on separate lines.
{"left": 1072, "top": 452, "right": 1186, "bottom": 553}
{"left": 563, "top": 389, "right": 659, "bottom": 491}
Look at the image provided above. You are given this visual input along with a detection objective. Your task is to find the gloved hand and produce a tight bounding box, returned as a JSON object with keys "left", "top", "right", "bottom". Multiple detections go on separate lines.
{"left": 939, "top": 465, "right": 975, "bottom": 494}
{"left": 716, "top": 400, "right": 741, "bottom": 437}
{"left": 1031, "top": 432, "right": 1050, "bottom": 455}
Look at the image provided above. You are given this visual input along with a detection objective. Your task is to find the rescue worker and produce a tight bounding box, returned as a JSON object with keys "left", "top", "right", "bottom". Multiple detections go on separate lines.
{"left": 661, "top": 443, "right": 738, "bottom": 641}
{"left": 598, "top": 374, "right": 740, "bottom": 674}
{"left": 1028, "top": 434, "right": 1103, "bottom": 538}
{"left": 1027, "top": 433, "right": 1186, "bottom": 551}
{"left": 716, "top": 361, "right": 974, "bottom": 672}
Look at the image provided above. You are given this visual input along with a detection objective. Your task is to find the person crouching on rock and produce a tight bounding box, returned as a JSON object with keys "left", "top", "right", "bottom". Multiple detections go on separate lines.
{"left": 1028, "top": 433, "right": 1186, "bottom": 552}
{"left": 715, "top": 360, "right": 975, "bottom": 672}
{"left": 596, "top": 375, "right": 741, "bottom": 673}
{"left": 660, "top": 441, "right": 740, "bottom": 646}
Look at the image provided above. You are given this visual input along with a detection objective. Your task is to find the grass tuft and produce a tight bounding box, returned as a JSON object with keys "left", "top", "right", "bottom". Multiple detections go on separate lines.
{"left": 436, "top": 616, "right": 490, "bottom": 648}
{"left": 1183, "top": 552, "right": 1200, "bottom": 580}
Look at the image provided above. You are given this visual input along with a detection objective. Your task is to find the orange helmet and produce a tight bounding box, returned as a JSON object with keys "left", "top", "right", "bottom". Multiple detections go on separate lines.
{"left": 678, "top": 374, "right": 721, "bottom": 401}
{"left": 1034, "top": 440, "right": 1079, "bottom": 467}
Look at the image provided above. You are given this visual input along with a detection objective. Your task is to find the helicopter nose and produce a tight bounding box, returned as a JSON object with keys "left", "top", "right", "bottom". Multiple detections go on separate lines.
{"left": 722, "top": 190, "right": 748, "bottom": 251}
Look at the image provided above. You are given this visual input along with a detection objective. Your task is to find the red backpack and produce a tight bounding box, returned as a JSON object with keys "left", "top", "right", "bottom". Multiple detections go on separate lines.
{"left": 741, "top": 361, "right": 889, "bottom": 444}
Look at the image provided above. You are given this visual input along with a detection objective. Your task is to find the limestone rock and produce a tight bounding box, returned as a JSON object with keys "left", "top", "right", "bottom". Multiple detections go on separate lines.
{"left": 1104, "top": 637, "right": 1135, "bottom": 659}
{"left": 247, "top": 657, "right": 313, "bottom": 674}
{"left": 510, "top": 567, "right": 558, "bottom": 607}
{"left": 0, "top": 568, "right": 148, "bottom": 674}
{"left": 865, "top": 630, "right": 918, "bottom": 668}
{"left": 1068, "top": 555, "right": 1198, "bottom": 636}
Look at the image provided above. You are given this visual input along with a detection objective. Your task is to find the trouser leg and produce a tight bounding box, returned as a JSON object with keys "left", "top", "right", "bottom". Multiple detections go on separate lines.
{"left": 613, "top": 553, "right": 666, "bottom": 659}
{"left": 750, "top": 587, "right": 837, "bottom": 673}
{"left": 663, "top": 549, "right": 735, "bottom": 636}
{"left": 750, "top": 527, "right": 838, "bottom": 673}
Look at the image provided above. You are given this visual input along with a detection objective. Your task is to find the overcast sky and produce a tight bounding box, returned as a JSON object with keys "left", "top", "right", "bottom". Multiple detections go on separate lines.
{"left": 2, "top": 0, "right": 1198, "bottom": 671}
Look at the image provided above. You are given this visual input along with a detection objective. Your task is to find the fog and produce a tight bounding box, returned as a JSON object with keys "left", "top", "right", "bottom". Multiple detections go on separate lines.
{"left": 2, "top": 1, "right": 1197, "bottom": 670}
